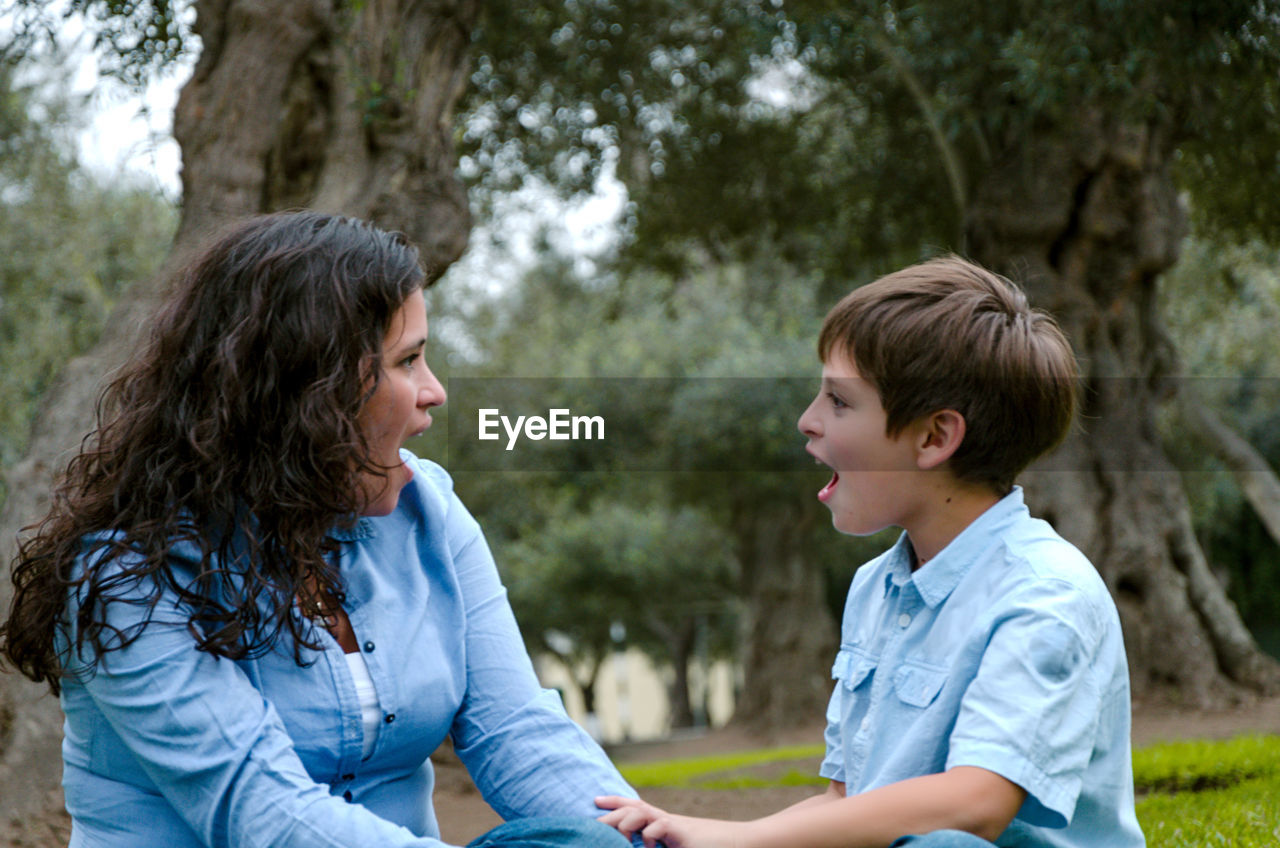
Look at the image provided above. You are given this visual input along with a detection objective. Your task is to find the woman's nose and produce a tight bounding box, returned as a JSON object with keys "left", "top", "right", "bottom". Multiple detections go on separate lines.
{"left": 419, "top": 366, "right": 446, "bottom": 408}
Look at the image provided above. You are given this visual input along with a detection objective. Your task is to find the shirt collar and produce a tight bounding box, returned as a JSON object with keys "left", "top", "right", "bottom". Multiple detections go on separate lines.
{"left": 882, "top": 486, "right": 1029, "bottom": 607}
{"left": 330, "top": 517, "right": 375, "bottom": 542}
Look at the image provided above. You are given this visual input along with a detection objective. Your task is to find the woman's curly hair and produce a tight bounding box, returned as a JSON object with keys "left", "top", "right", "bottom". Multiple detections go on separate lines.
{"left": 2, "top": 211, "right": 426, "bottom": 693}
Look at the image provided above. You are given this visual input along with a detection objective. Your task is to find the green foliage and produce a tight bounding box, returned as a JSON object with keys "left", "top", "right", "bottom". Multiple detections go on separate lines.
{"left": 0, "top": 60, "right": 176, "bottom": 502}
{"left": 435, "top": 245, "right": 893, "bottom": 713}
{"left": 4, "top": 0, "right": 193, "bottom": 89}
{"left": 1132, "top": 735, "right": 1280, "bottom": 793}
{"left": 501, "top": 499, "right": 738, "bottom": 683}
{"left": 465, "top": 0, "right": 1280, "bottom": 283}
{"left": 1159, "top": 240, "right": 1280, "bottom": 656}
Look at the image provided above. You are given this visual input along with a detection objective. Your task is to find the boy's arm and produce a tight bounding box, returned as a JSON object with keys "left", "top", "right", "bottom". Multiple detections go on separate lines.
{"left": 598, "top": 767, "right": 1024, "bottom": 848}
{"left": 750, "top": 766, "right": 1024, "bottom": 847}
{"left": 774, "top": 780, "right": 846, "bottom": 814}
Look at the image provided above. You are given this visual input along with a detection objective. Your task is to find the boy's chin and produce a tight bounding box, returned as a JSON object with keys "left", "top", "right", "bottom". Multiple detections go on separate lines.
{"left": 830, "top": 512, "right": 886, "bottom": 538}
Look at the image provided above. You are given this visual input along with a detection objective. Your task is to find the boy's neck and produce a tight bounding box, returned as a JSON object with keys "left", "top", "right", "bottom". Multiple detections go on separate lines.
{"left": 905, "top": 482, "right": 1003, "bottom": 571}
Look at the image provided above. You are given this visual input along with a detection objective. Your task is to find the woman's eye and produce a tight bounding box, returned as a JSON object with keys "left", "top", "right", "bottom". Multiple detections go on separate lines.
{"left": 401, "top": 353, "right": 420, "bottom": 369}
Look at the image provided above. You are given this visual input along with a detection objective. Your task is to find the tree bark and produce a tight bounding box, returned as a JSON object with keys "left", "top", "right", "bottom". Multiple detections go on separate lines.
{"left": 0, "top": 0, "right": 477, "bottom": 836}
{"left": 966, "top": 112, "right": 1280, "bottom": 706}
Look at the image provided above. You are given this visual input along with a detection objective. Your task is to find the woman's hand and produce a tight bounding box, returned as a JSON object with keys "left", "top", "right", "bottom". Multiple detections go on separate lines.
{"left": 596, "top": 796, "right": 748, "bottom": 848}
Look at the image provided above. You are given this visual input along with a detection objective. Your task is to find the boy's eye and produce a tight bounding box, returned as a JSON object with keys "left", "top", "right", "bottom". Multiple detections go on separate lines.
{"left": 827, "top": 392, "right": 847, "bottom": 410}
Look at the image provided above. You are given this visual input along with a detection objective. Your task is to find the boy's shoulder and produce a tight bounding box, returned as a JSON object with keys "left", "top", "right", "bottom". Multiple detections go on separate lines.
{"left": 997, "top": 512, "right": 1107, "bottom": 590}
{"left": 978, "top": 511, "right": 1119, "bottom": 638}
{"left": 849, "top": 496, "right": 1115, "bottom": 629}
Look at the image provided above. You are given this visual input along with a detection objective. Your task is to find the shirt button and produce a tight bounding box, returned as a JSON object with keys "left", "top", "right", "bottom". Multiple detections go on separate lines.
{"left": 898, "top": 613, "right": 912, "bottom": 628}
{"left": 342, "top": 790, "right": 353, "bottom": 802}
{"left": 384, "top": 713, "right": 396, "bottom": 724}
{"left": 363, "top": 641, "right": 375, "bottom": 652}
{"left": 342, "top": 774, "right": 354, "bottom": 781}
{"left": 860, "top": 717, "right": 870, "bottom": 731}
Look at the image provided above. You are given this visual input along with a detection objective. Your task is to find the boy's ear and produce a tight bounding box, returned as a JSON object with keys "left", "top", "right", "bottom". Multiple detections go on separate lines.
{"left": 913, "top": 409, "right": 966, "bottom": 470}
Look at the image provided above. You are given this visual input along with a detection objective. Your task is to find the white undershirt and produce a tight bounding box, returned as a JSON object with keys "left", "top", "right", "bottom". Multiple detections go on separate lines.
{"left": 344, "top": 650, "right": 381, "bottom": 760}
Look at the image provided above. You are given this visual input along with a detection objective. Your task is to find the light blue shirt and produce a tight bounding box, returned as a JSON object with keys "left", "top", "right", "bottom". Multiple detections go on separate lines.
{"left": 820, "top": 488, "right": 1144, "bottom": 847}
{"left": 59, "top": 453, "right": 635, "bottom": 848}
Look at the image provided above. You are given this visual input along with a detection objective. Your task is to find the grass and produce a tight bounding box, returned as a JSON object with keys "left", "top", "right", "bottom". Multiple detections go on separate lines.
{"left": 619, "top": 744, "right": 824, "bottom": 789}
{"left": 617, "top": 735, "right": 1280, "bottom": 846}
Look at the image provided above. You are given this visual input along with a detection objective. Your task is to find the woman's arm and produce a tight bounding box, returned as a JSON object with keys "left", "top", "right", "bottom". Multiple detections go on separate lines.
{"left": 436, "top": 476, "right": 636, "bottom": 819}
{"left": 598, "top": 767, "right": 1024, "bottom": 848}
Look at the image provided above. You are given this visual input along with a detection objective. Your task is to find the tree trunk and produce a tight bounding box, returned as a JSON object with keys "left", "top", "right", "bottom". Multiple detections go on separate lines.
{"left": 731, "top": 501, "right": 836, "bottom": 730}
{"left": 966, "top": 112, "right": 1280, "bottom": 706}
{"left": 664, "top": 620, "right": 698, "bottom": 730}
{"left": 577, "top": 655, "right": 603, "bottom": 717}
{"left": 0, "top": 0, "right": 477, "bottom": 836}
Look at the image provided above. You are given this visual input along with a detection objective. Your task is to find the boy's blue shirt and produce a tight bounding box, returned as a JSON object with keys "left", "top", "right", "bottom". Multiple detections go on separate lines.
{"left": 820, "top": 487, "right": 1145, "bottom": 847}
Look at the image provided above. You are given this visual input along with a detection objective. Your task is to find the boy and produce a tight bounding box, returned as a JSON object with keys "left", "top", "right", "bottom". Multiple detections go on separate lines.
{"left": 597, "top": 257, "right": 1144, "bottom": 847}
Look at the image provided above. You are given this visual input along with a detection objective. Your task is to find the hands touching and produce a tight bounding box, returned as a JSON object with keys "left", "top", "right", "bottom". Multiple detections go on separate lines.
{"left": 596, "top": 796, "right": 748, "bottom": 848}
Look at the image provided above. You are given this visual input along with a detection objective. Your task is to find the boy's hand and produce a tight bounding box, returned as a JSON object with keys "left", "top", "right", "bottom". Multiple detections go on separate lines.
{"left": 596, "top": 796, "right": 747, "bottom": 848}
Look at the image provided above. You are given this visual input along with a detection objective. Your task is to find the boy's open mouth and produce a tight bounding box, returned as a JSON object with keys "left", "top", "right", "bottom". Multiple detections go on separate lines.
{"left": 818, "top": 471, "right": 839, "bottom": 503}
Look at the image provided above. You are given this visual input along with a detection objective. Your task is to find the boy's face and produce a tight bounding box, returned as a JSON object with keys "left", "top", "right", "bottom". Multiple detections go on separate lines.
{"left": 797, "top": 355, "right": 928, "bottom": 536}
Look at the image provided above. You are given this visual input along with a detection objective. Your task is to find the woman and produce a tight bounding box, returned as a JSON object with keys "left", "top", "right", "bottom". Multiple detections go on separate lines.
{"left": 1, "top": 212, "right": 633, "bottom": 848}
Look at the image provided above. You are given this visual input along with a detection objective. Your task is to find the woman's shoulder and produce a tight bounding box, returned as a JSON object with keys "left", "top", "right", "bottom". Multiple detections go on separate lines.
{"left": 394, "top": 450, "right": 476, "bottom": 530}
{"left": 399, "top": 449, "right": 457, "bottom": 511}
{"left": 401, "top": 449, "right": 453, "bottom": 492}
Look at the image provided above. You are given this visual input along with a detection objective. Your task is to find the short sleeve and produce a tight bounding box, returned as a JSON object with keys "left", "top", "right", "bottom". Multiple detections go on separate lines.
{"left": 946, "top": 583, "right": 1106, "bottom": 828}
{"left": 819, "top": 681, "right": 846, "bottom": 783}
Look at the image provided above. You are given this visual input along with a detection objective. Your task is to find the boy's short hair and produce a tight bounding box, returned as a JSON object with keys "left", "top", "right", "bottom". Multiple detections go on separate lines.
{"left": 818, "top": 255, "right": 1077, "bottom": 494}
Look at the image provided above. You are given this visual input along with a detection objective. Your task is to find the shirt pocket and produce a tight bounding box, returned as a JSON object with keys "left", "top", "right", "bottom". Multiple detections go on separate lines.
{"left": 892, "top": 659, "right": 948, "bottom": 708}
{"left": 828, "top": 646, "right": 876, "bottom": 723}
{"left": 832, "top": 646, "right": 877, "bottom": 691}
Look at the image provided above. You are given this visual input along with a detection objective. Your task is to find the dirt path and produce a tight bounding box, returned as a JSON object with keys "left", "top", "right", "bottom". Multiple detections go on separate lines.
{"left": 434, "top": 695, "right": 1280, "bottom": 845}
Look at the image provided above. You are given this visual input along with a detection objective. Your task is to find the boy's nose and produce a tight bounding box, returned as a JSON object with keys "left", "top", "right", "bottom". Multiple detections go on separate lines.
{"left": 797, "top": 397, "right": 821, "bottom": 437}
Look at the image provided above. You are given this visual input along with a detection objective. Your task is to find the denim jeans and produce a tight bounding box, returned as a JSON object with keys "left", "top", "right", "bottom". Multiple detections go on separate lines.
{"left": 466, "top": 817, "right": 632, "bottom": 848}
{"left": 891, "top": 831, "right": 997, "bottom": 847}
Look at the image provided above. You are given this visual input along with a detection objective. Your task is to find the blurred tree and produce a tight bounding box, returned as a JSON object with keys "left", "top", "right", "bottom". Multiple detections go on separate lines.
{"left": 441, "top": 245, "right": 883, "bottom": 729}
{"left": 0, "top": 62, "right": 176, "bottom": 500}
{"left": 0, "top": 0, "right": 479, "bottom": 831}
{"left": 464, "top": 0, "right": 1280, "bottom": 709}
{"left": 1160, "top": 240, "right": 1280, "bottom": 658}
{"left": 502, "top": 501, "right": 737, "bottom": 730}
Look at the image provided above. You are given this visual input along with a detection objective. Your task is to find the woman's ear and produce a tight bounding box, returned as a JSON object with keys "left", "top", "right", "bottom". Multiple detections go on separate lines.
{"left": 914, "top": 409, "right": 966, "bottom": 470}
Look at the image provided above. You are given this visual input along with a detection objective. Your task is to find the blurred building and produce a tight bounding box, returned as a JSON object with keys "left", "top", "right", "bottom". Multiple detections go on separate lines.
{"left": 533, "top": 649, "right": 738, "bottom": 743}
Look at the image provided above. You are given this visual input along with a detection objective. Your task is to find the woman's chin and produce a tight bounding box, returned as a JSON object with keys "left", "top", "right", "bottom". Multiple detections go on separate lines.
{"left": 360, "top": 497, "right": 398, "bottom": 518}
{"left": 358, "top": 462, "right": 412, "bottom": 517}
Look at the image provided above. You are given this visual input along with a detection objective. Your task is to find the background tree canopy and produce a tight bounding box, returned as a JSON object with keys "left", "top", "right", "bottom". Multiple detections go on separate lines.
{"left": 458, "top": 0, "right": 1280, "bottom": 713}
{"left": 0, "top": 58, "right": 176, "bottom": 501}
{"left": 2, "top": 0, "right": 1280, "bottom": 838}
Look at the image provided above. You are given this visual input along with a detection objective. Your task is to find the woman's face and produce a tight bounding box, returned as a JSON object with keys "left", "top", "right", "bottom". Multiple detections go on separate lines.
{"left": 356, "top": 289, "right": 446, "bottom": 516}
